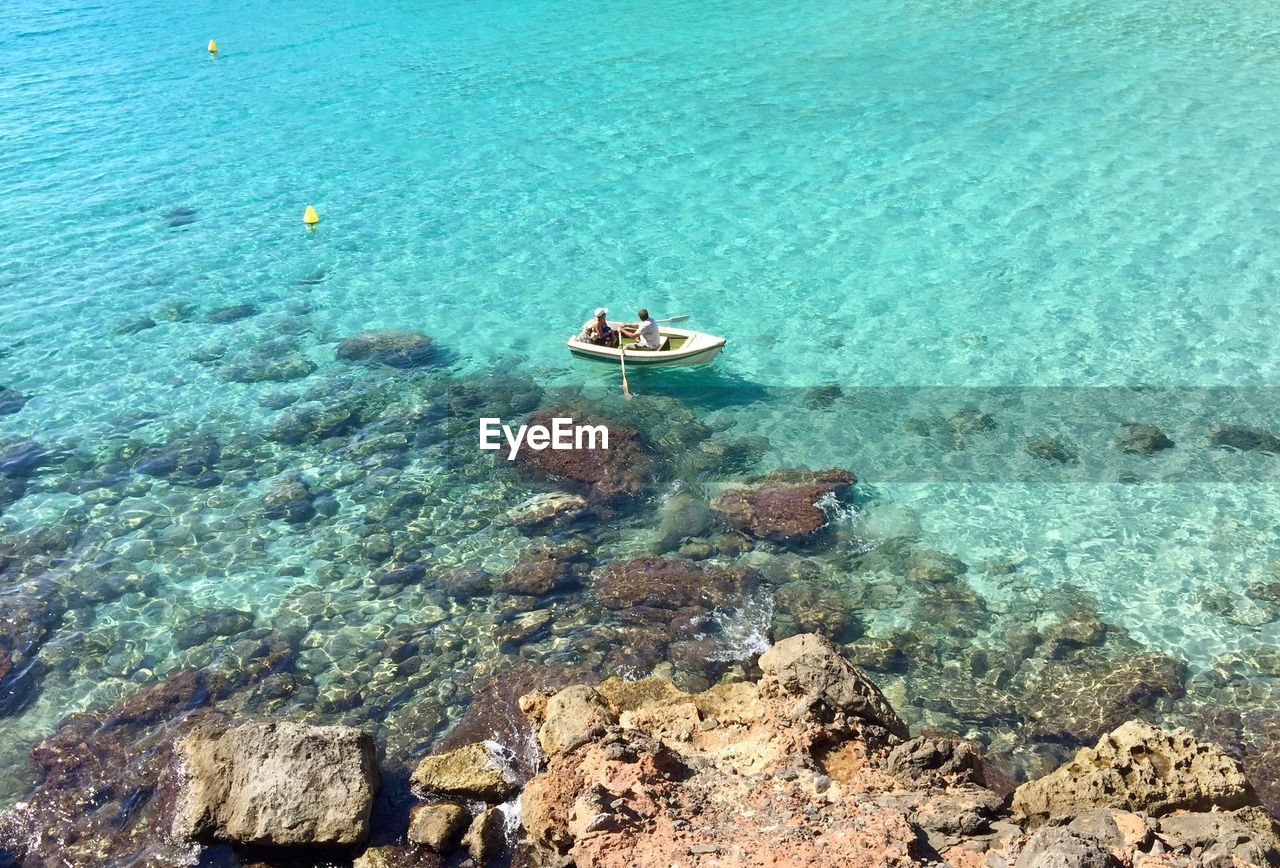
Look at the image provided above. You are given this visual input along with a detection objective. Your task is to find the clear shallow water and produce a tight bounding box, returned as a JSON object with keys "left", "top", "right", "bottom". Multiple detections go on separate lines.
{"left": 4, "top": 0, "right": 1280, "bottom": 811}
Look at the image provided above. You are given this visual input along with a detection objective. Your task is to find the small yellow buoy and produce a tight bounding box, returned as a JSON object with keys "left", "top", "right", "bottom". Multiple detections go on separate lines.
{"left": 208, "top": 39, "right": 218, "bottom": 54}
{"left": 303, "top": 205, "right": 320, "bottom": 227}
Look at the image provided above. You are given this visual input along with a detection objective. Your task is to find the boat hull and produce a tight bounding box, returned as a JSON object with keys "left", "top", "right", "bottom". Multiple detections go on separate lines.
{"left": 567, "top": 325, "right": 726, "bottom": 367}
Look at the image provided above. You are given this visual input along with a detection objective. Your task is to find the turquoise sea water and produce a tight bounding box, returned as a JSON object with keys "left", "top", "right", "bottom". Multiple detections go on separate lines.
{"left": 4, "top": 0, "right": 1280, "bottom": 817}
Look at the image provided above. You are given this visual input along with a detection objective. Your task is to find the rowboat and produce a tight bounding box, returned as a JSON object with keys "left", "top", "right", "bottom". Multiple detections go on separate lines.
{"left": 567, "top": 324, "right": 726, "bottom": 367}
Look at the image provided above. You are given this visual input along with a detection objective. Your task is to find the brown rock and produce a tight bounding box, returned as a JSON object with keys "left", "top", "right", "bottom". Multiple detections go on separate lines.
{"left": 462, "top": 806, "right": 506, "bottom": 864}
{"left": 713, "top": 468, "right": 856, "bottom": 544}
{"left": 407, "top": 803, "right": 469, "bottom": 852}
{"left": 512, "top": 410, "right": 652, "bottom": 502}
{"left": 536, "top": 685, "right": 615, "bottom": 756}
{"left": 759, "top": 632, "right": 908, "bottom": 741}
{"left": 594, "top": 556, "right": 759, "bottom": 611}
{"left": 410, "top": 742, "right": 519, "bottom": 802}
{"left": 171, "top": 720, "right": 379, "bottom": 847}
{"left": 336, "top": 329, "right": 436, "bottom": 368}
{"left": 506, "top": 492, "right": 589, "bottom": 533}
{"left": 1011, "top": 721, "right": 1260, "bottom": 827}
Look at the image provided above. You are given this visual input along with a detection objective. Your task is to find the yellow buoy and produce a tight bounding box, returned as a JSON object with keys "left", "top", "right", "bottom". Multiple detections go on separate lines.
{"left": 303, "top": 205, "right": 320, "bottom": 226}
{"left": 208, "top": 39, "right": 218, "bottom": 54}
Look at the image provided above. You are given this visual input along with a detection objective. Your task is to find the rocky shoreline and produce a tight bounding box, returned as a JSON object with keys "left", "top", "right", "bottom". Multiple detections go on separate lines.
{"left": 1, "top": 633, "right": 1275, "bottom": 867}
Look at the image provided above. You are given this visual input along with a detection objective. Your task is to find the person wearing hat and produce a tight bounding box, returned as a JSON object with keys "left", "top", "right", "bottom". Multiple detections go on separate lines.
{"left": 580, "top": 307, "right": 619, "bottom": 347}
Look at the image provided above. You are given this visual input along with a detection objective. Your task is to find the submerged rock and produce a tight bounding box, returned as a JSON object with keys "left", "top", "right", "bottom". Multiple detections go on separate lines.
{"left": 220, "top": 348, "right": 317, "bottom": 383}
{"left": 1025, "top": 436, "right": 1079, "bottom": 464}
{"left": 1011, "top": 720, "right": 1260, "bottom": 826}
{"left": 165, "top": 206, "right": 198, "bottom": 227}
{"left": 0, "top": 593, "right": 63, "bottom": 717}
{"left": 262, "top": 476, "right": 316, "bottom": 523}
{"left": 337, "top": 329, "right": 437, "bottom": 368}
{"left": 594, "top": 556, "right": 759, "bottom": 611}
{"left": 506, "top": 491, "right": 589, "bottom": 533}
{"left": 712, "top": 467, "right": 856, "bottom": 545}
{"left": 113, "top": 316, "right": 157, "bottom": 336}
{"left": 513, "top": 411, "right": 653, "bottom": 503}
{"left": 1114, "top": 422, "right": 1174, "bottom": 454}
{"left": 203, "top": 303, "right": 259, "bottom": 324}
{"left": 171, "top": 720, "right": 378, "bottom": 847}
{"left": 0, "top": 386, "right": 26, "bottom": 416}
{"left": 1209, "top": 423, "right": 1280, "bottom": 453}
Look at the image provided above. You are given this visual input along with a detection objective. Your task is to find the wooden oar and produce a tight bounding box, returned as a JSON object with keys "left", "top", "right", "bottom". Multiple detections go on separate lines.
{"left": 619, "top": 343, "right": 632, "bottom": 400}
{"left": 655, "top": 314, "right": 690, "bottom": 324}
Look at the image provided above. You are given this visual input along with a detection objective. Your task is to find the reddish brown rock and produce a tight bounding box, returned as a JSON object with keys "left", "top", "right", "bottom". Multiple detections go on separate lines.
{"left": 593, "top": 556, "right": 760, "bottom": 611}
{"left": 713, "top": 467, "right": 856, "bottom": 544}
{"left": 512, "top": 411, "right": 653, "bottom": 503}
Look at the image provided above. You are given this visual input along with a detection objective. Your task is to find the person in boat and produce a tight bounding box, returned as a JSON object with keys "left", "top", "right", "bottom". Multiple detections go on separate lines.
{"left": 620, "top": 308, "right": 662, "bottom": 351}
{"left": 580, "top": 307, "right": 619, "bottom": 347}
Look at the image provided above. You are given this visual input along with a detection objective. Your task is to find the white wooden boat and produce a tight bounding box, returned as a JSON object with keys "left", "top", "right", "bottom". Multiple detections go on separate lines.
{"left": 567, "top": 324, "right": 726, "bottom": 367}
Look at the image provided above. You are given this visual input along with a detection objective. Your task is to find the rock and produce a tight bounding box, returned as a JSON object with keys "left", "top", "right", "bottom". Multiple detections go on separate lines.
{"left": 536, "top": 684, "right": 615, "bottom": 756}
{"left": 337, "top": 329, "right": 437, "bottom": 368}
{"left": 512, "top": 411, "right": 653, "bottom": 503}
{"left": 653, "top": 491, "right": 717, "bottom": 552}
{"left": 221, "top": 350, "right": 317, "bottom": 383}
{"left": 1042, "top": 608, "right": 1107, "bottom": 657}
{"left": 594, "top": 557, "right": 759, "bottom": 611}
{"left": 0, "top": 593, "right": 63, "bottom": 717}
{"left": 114, "top": 316, "right": 157, "bottom": 336}
{"left": 772, "top": 580, "right": 863, "bottom": 641}
{"left": 758, "top": 633, "right": 908, "bottom": 741}
{"left": 203, "top": 303, "right": 259, "bottom": 324}
{"left": 1115, "top": 423, "right": 1174, "bottom": 454}
{"left": 507, "top": 492, "right": 589, "bottom": 533}
{"left": 1011, "top": 721, "right": 1260, "bottom": 827}
{"left": 0, "top": 386, "right": 28, "bottom": 417}
{"left": 1015, "top": 827, "right": 1115, "bottom": 868}
{"left": 1156, "top": 807, "right": 1280, "bottom": 868}
{"left": 712, "top": 468, "right": 856, "bottom": 544}
{"left": 497, "top": 610, "right": 554, "bottom": 652}
{"left": 1014, "top": 651, "right": 1187, "bottom": 745}
{"left": 462, "top": 806, "right": 506, "bottom": 864}
{"left": 803, "top": 382, "right": 844, "bottom": 409}
{"left": 501, "top": 544, "right": 583, "bottom": 596}
{"left": 437, "top": 567, "right": 493, "bottom": 600}
{"left": 165, "top": 206, "right": 198, "bottom": 227}
{"left": 353, "top": 845, "right": 443, "bottom": 868}
{"left": 407, "top": 802, "right": 469, "bottom": 852}
{"left": 0, "top": 438, "right": 56, "bottom": 479}
{"left": 948, "top": 408, "right": 997, "bottom": 440}
{"left": 1026, "top": 437, "right": 1079, "bottom": 464}
{"left": 172, "top": 720, "right": 378, "bottom": 846}
{"left": 410, "top": 741, "right": 520, "bottom": 802}
{"left": 905, "top": 548, "right": 968, "bottom": 584}
{"left": 263, "top": 476, "right": 315, "bottom": 523}
{"left": 174, "top": 607, "right": 254, "bottom": 649}
{"left": 885, "top": 736, "right": 987, "bottom": 788}
{"left": 153, "top": 297, "right": 199, "bottom": 322}
{"left": 1209, "top": 424, "right": 1280, "bottom": 453}
{"left": 130, "top": 432, "right": 221, "bottom": 480}
{"left": 1067, "top": 810, "right": 1154, "bottom": 857}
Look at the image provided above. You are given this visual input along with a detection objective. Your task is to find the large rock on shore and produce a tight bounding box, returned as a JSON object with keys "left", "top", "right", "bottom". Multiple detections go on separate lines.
{"left": 172, "top": 721, "right": 379, "bottom": 847}
{"left": 713, "top": 468, "right": 855, "bottom": 544}
{"left": 759, "top": 632, "right": 908, "bottom": 742}
{"left": 1011, "top": 720, "right": 1259, "bottom": 827}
